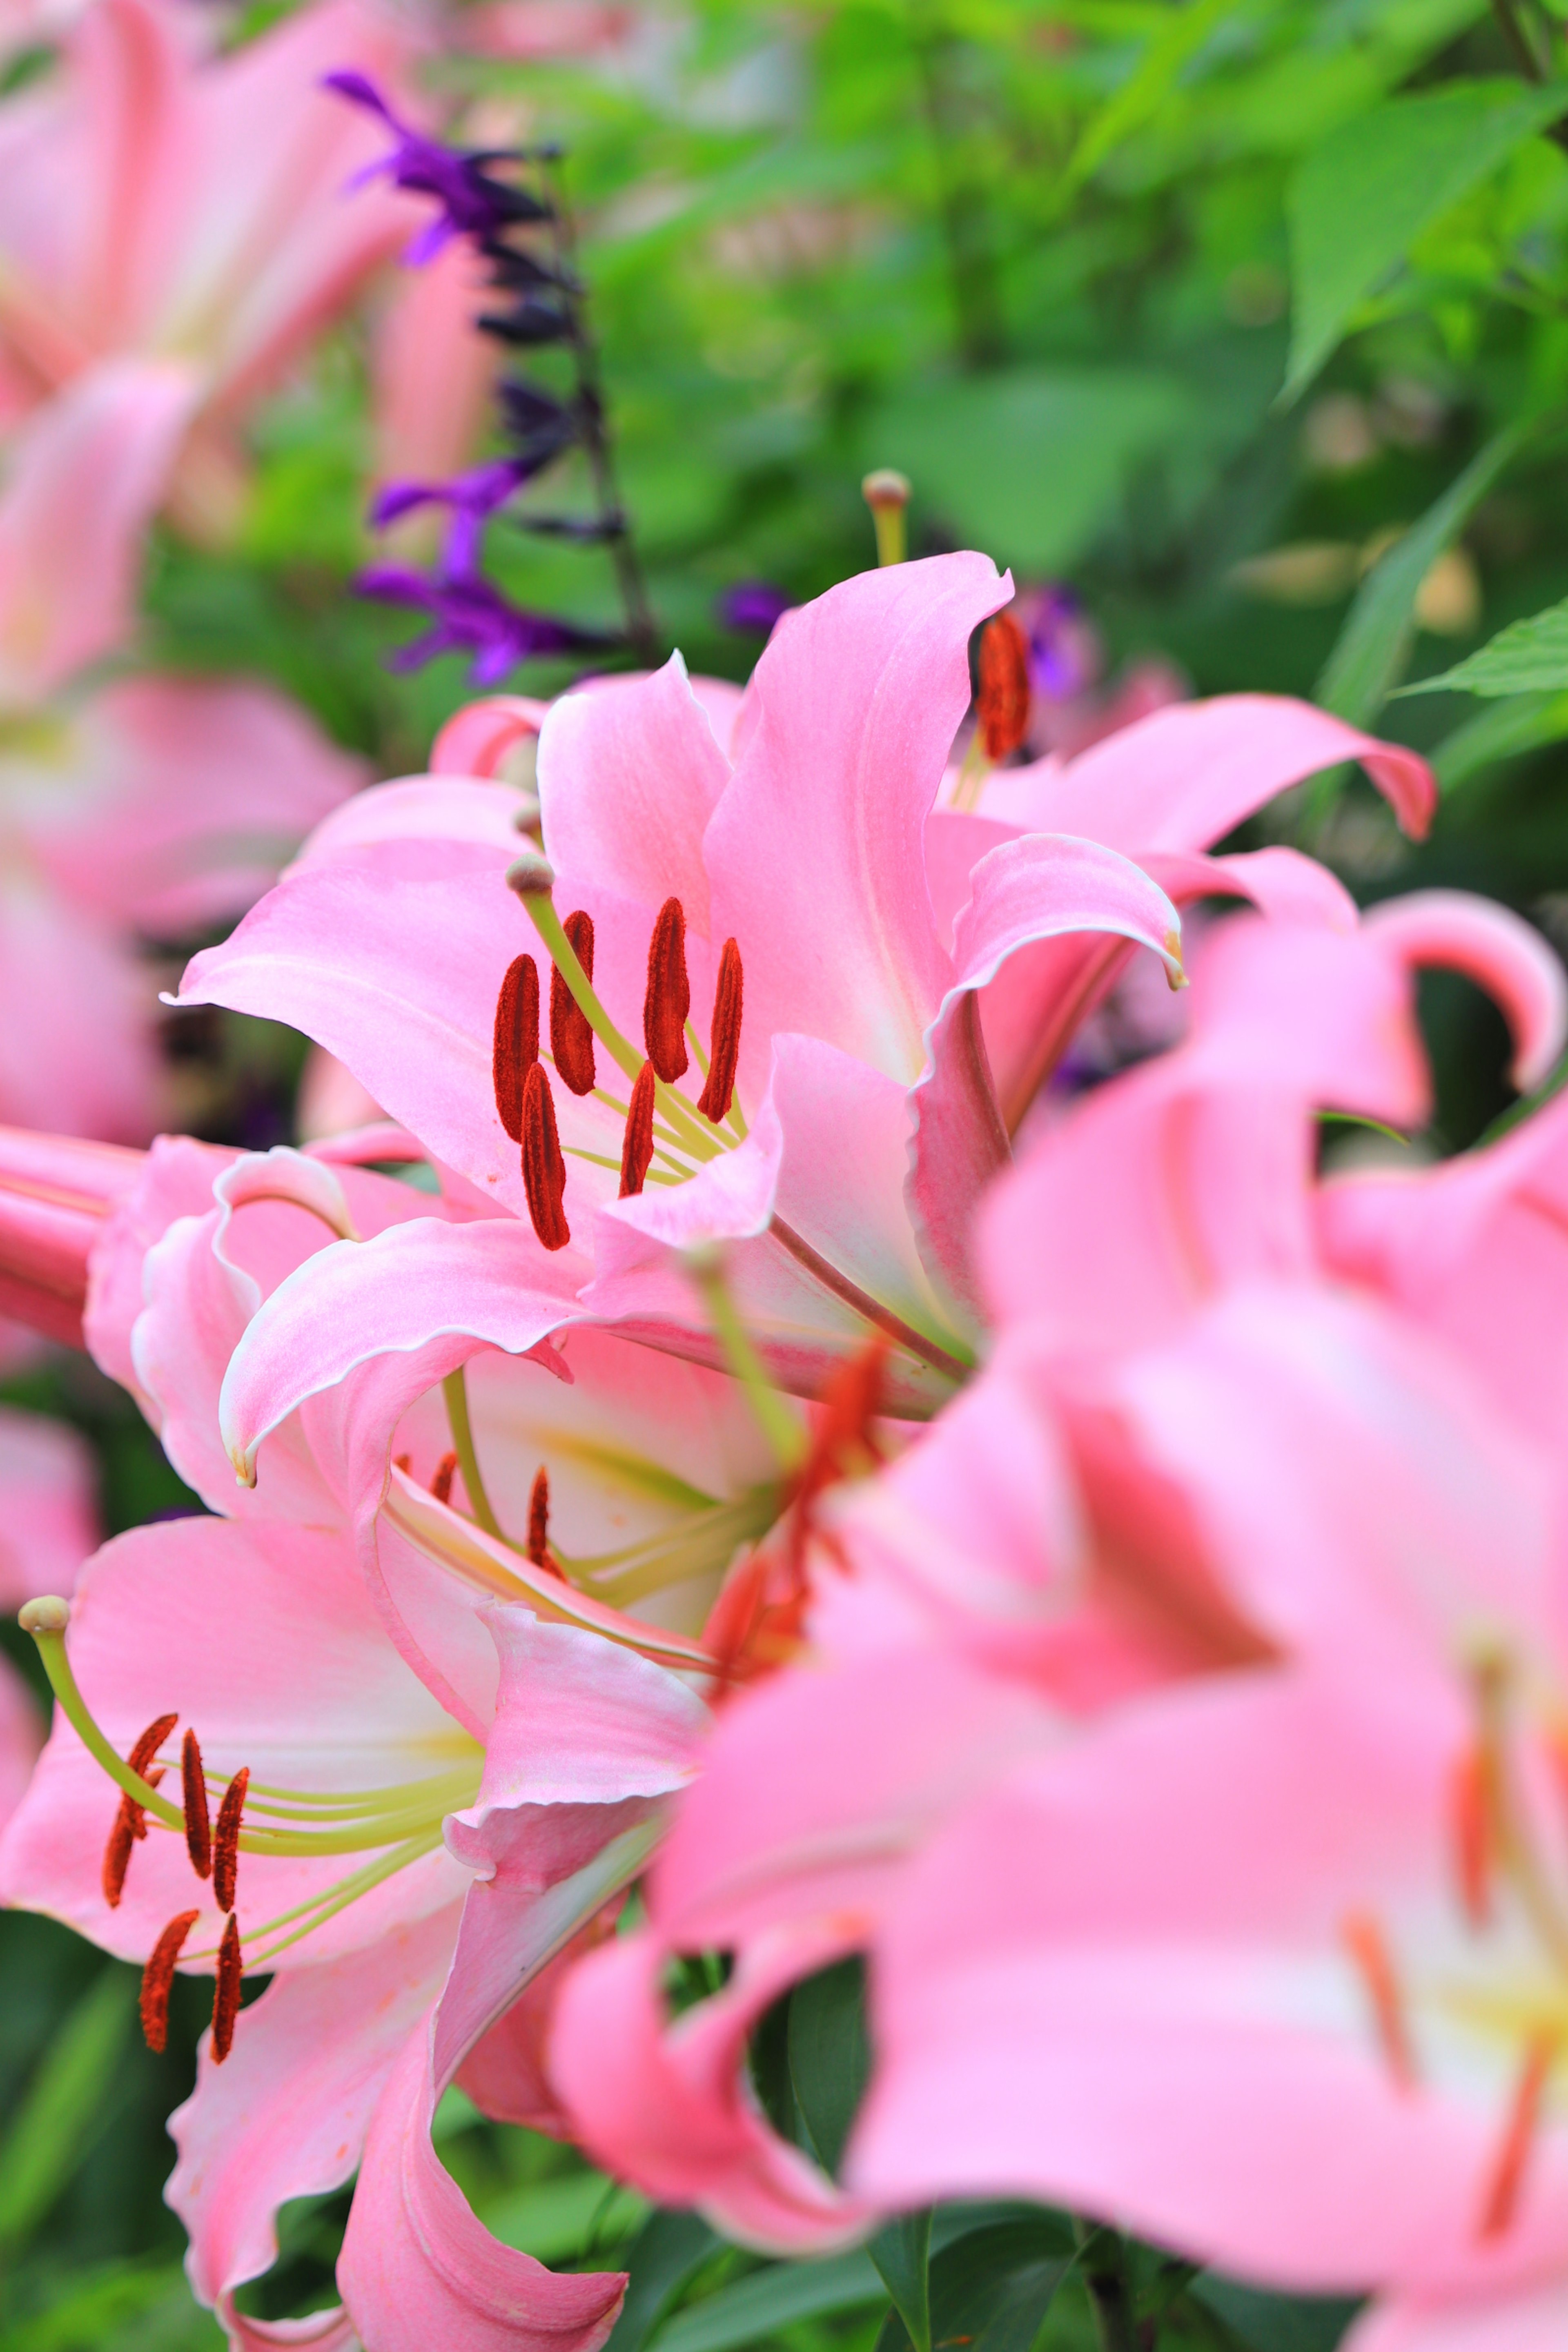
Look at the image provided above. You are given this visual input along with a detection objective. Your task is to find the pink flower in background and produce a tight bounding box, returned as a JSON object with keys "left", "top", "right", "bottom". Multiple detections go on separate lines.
{"left": 848, "top": 1281, "right": 1568, "bottom": 2352}
{"left": 549, "top": 891, "right": 1568, "bottom": 2265}
{"left": 0, "top": 363, "right": 362, "bottom": 1139}
{"left": 0, "top": 0, "right": 420, "bottom": 536}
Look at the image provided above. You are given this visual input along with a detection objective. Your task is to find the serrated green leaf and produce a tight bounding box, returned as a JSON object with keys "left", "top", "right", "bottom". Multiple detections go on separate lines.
{"left": 861, "top": 367, "right": 1188, "bottom": 575}
{"left": 1316, "top": 425, "right": 1526, "bottom": 725}
{"left": 0, "top": 1966, "right": 134, "bottom": 2250}
{"left": 1285, "top": 81, "right": 1568, "bottom": 398}
{"left": 1406, "top": 596, "right": 1568, "bottom": 699}
{"left": 653, "top": 2251, "right": 887, "bottom": 2352}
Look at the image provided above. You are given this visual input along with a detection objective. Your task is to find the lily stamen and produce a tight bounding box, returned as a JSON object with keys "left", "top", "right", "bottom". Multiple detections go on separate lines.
{"left": 492, "top": 951, "right": 539, "bottom": 1141}
{"left": 102, "top": 1711, "right": 177, "bottom": 1908}
{"left": 183, "top": 1728, "right": 212, "bottom": 1880}
{"left": 213, "top": 1768, "right": 248, "bottom": 1913}
{"left": 140, "top": 1911, "right": 198, "bottom": 2055}
{"left": 1479, "top": 2032, "right": 1557, "bottom": 2238}
{"left": 551, "top": 910, "right": 597, "bottom": 1094}
{"left": 644, "top": 898, "right": 690, "bottom": 1082}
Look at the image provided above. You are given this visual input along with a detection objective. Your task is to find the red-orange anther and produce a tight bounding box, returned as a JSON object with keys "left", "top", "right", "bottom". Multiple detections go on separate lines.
{"left": 527, "top": 1465, "right": 552, "bottom": 1568}
{"left": 521, "top": 1062, "right": 570, "bottom": 1251}
{"left": 102, "top": 1713, "right": 177, "bottom": 1908}
{"left": 213, "top": 1767, "right": 249, "bottom": 1915}
{"left": 1450, "top": 1742, "right": 1496, "bottom": 1929}
{"left": 1341, "top": 1910, "right": 1417, "bottom": 2091}
{"left": 698, "top": 940, "right": 743, "bottom": 1124}
{"left": 1479, "top": 2034, "right": 1557, "bottom": 2238}
{"left": 619, "top": 1060, "right": 656, "bottom": 1197}
{"left": 551, "top": 911, "right": 597, "bottom": 1095}
{"left": 140, "top": 1910, "right": 199, "bottom": 2053}
{"left": 493, "top": 953, "right": 540, "bottom": 1140}
{"left": 643, "top": 898, "right": 690, "bottom": 1082}
{"left": 977, "top": 611, "right": 1032, "bottom": 761}
{"left": 182, "top": 1728, "right": 212, "bottom": 1880}
{"left": 212, "top": 1912, "right": 243, "bottom": 2063}
{"left": 430, "top": 1450, "right": 459, "bottom": 1506}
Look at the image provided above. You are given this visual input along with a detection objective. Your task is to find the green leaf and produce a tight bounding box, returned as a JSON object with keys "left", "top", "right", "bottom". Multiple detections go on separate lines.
{"left": 1062, "top": 0, "right": 1235, "bottom": 192}
{"left": 3, "top": 2261, "right": 221, "bottom": 2352}
{"left": 877, "top": 2221, "right": 1071, "bottom": 2352}
{"left": 0, "top": 1967, "right": 134, "bottom": 2250}
{"left": 1190, "top": 2274, "right": 1359, "bottom": 2352}
{"left": 479, "top": 2171, "right": 648, "bottom": 2263}
{"left": 1316, "top": 425, "right": 1526, "bottom": 725}
{"left": 1406, "top": 596, "right": 1568, "bottom": 698}
{"left": 787, "top": 1956, "right": 868, "bottom": 2180}
{"left": 603, "top": 2212, "right": 719, "bottom": 2352}
{"left": 653, "top": 2250, "right": 887, "bottom": 2352}
{"left": 861, "top": 368, "right": 1189, "bottom": 575}
{"left": 1432, "top": 689, "right": 1568, "bottom": 791}
{"left": 1285, "top": 80, "right": 1568, "bottom": 399}
{"left": 867, "top": 2212, "right": 931, "bottom": 2352}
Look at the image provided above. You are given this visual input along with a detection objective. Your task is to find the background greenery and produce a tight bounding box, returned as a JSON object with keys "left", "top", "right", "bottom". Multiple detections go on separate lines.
{"left": 10, "top": 0, "right": 1568, "bottom": 2343}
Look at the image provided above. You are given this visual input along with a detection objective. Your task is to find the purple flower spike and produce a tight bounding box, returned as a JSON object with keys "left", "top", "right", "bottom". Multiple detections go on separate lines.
{"left": 323, "top": 69, "right": 549, "bottom": 261}
{"left": 719, "top": 580, "right": 793, "bottom": 635}
{"left": 357, "top": 561, "right": 611, "bottom": 685}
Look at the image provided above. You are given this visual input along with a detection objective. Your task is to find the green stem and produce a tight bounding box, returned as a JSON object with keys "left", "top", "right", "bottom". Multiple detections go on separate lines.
{"left": 1073, "top": 2221, "right": 1137, "bottom": 2352}
{"left": 443, "top": 1366, "right": 507, "bottom": 1542}
{"left": 686, "top": 1250, "right": 808, "bottom": 1473}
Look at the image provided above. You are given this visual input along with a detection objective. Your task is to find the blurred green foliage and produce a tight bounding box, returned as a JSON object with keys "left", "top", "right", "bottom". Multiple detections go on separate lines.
{"left": 16, "top": 1, "right": 1568, "bottom": 2345}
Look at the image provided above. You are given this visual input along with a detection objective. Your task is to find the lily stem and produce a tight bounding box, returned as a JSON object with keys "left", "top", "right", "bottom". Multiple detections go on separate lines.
{"left": 442, "top": 1366, "right": 507, "bottom": 1543}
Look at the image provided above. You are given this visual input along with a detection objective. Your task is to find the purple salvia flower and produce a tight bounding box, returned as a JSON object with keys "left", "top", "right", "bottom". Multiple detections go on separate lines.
{"left": 324, "top": 71, "right": 548, "bottom": 263}
{"left": 718, "top": 580, "right": 793, "bottom": 635}
{"left": 357, "top": 563, "right": 610, "bottom": 686}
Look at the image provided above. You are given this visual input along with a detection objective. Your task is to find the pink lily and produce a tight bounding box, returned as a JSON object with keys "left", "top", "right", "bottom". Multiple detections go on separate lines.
{"left": 549, "top": 886, "right": 1568, "bottom": 2252}
{"left": 845, "top": 1280, "right": 1568, "bottom": 2351}
{"left": 0, "top": 363, "right": 362, "bottom": 1139}
{"left": 168, "top": 555, "right": 1427, "bottom": 1476}
{"left": 0, "top": 0, "right": 419, "bottom": 537}
{"left": 0, "top": 1119, "right": 793, "bottom": 2346}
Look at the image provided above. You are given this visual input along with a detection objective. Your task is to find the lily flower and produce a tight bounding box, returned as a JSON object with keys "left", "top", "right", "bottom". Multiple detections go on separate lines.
{"left": 0, "top": 0, "right": 421, "bottom": 537}
{"left": 170, "top": 552, "right": 1349, "bottom": 1488}
{"left": 847, "top": 1281, "right": 1568, "bottom": 2352}
{"left": 548, "top": 888, "right": 1568, "bottom": 2259}
{"left": 0, "top": 1123, "right": 790, "bottom": 2346}
{"left": 0, "top": 366, "right": 361, "bottom": 1139}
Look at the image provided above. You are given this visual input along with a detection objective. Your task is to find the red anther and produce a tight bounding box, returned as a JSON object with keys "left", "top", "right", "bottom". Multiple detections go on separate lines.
{"left": 394, "top": 1452, "right": 412, "bottom": 1474}
{"left": 521, "top": 1062, "right": 570, "bottom": 1251}
{"left": 213, "top": 1767, "right": 249, "bottom": 1914}
{"left": 102, "top": 1709, "right": 179, "bottom": 1903}
{"left": 643, "top": 898, "right": 690, "bottom": 1082}
{"left": 1450, "top": 1742, "right": 1495, "bottom": 1929}
{"left": 551, "top": 911, "right": 597, "bottom": 1095}
{"left": 182, "top": 1729, "right": 212, "bottom": 1880}
{"left": 527, "top": 1465, "right": 552, "bottom": 1568}
{"left": 140, "top": 1909, "right": 199, "bottom": 2054}
{"left": 1479, "top": 2034, "right": 1557, "bottom": 2238}
{"left": 619, "top": 1061, "right": 656, "bottom": 1197}
{"left": 1341, "top": 1910, "right": 1417, "bottom": 2091}
{"left": 430, "top": 1450, "right": 459, "bottom": 1506}
{"left": 212, "top": 1912, "right": 243, "bottom": 2064}
{"left": 102, "top": 1764, "right": 165, "bottom": 1909}
{"left": 977, "top": 611, "right": 1031, "bottom": 762}
{"left": 493, "top": 953, "right": 540, "bottom": 1140}
{"left": 786, "top": 1335, "right": 889, "bottom": 1578}
{"left": 697, "top": 940, "right": 743, "bottom": 1124}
